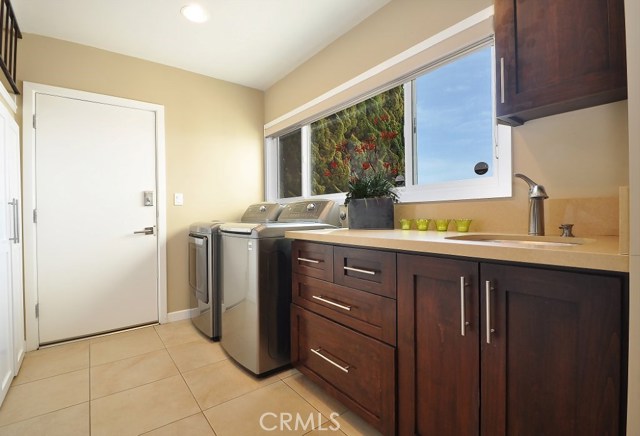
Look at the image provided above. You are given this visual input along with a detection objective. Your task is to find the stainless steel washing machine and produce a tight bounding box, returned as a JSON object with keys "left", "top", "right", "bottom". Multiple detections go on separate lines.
{"left": 188, "top": 202, "right": 282, "bottom": 340}
{"left": 219, "top": 199, "right": 337, "bottom": 375}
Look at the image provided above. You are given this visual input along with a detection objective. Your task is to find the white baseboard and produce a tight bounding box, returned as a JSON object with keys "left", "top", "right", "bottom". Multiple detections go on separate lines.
{"left": 166, "top": 308, "right": 196, "bottom": 323}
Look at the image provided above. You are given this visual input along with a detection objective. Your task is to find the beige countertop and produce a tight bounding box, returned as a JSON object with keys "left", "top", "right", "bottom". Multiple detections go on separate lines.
{"left": 285, "top": 229, "right": 628, "bottom": 273}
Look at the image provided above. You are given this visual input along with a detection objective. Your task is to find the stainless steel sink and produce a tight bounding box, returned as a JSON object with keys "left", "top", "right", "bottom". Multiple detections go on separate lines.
{"left": 445, "top": 234, "right": 593, "bottom": 247}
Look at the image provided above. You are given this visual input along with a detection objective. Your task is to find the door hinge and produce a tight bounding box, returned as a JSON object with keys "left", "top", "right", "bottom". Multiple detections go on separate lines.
{"left": 33, "top": 114, "right": 36, "bottom": 129}
{"left": 35, "top": 303, "right": 39, "bottom": 318}
{"left": 33, "top": 209, "right": 37, "bottom": 223}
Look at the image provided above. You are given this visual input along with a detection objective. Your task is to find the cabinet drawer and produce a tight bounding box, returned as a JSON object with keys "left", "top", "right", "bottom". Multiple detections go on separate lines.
{"left": 333, "top": 246, "right": 396, "bottom": 298}
{"left": 292, "top": 241, "right": 333, "bottom": 281}
{"left": 292, "top": 273, "right": 396, "bottom": 346}
{"left": 291, "top": 305, "right": 395, "bottom": 434}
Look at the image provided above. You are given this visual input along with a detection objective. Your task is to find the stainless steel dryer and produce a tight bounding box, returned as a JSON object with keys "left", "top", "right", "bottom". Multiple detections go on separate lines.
{"left": 188, "top": 222, "right": 223, "bottom": 339}
{"left": 188, "top": 202, "right": 282, "bottom": 340}
{"left": 219, "top": 199, "right": 337, "bottom": 375}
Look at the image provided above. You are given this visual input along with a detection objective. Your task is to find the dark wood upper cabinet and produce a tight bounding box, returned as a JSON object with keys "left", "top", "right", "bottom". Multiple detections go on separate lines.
{"left": 495, "top": 0, "right": 627, "bottom": 125}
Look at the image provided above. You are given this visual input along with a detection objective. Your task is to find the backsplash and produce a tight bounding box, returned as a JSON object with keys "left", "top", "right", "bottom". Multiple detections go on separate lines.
{"left": 394, "top": 194, "right": 621, "bottom": 238}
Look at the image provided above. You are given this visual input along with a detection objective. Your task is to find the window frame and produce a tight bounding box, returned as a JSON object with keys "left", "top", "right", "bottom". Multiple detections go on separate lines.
{"left": 264, "top": 15, "right": 511, "bottom": 204}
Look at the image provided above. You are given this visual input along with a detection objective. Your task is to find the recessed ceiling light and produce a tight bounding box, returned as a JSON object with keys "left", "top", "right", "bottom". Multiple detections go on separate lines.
{"left": 181, "top": 4, "right": 209, "bottom": 23}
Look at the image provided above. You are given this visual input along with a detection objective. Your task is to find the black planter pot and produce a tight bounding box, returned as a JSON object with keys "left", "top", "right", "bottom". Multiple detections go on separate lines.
{"left": 347, "top": 197, "right": 395, "bottom": 229}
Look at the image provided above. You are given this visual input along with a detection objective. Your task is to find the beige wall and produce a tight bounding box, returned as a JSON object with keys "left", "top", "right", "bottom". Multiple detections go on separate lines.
{"left": 266, "top": 0, "right": 493, "bottom": 123}
{"left": 624, "top": 0, "right": 639, "bottom": 432}
{"left": 265, "top": 0, "right": 629, "bottom": 237}
{"left": 17, "top": 34, "right": 265, "bottom": 313}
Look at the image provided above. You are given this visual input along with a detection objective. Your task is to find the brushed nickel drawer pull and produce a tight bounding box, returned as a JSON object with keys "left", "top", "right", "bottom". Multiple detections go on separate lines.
{"left": 343, "top": 266, "right": 376, "bottom": 276}
{"left": 297, "top": 257, "right": 320, "bottom": 264}
{"left": 310, "top": 348, "right": 350, "bottom": 373}
{"left": 312, "top": 295, "right": 352, "bottom": 311}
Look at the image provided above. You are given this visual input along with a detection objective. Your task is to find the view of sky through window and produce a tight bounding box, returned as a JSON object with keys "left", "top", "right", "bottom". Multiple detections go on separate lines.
{"left": 415, "top": 45, "right": 494, "bottom": 184}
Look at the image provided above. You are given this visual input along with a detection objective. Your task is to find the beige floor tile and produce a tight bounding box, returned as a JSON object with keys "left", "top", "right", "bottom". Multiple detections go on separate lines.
{"left": 154, "top": 320, "right": 208, "bottom": 348}
{"left": 204, "top": 381, "right": 323, "bottom": 436}
{"left": 90, "top": 375, "right": 200, "bottom": 436}
{"left": 90, "top": 326, "right": 165, "bottom": 366}
{"left": 0, "top": 403, "right": 89, "bottom": 436}
{"left": 12, "top": 341, "right": 90, "bottom": 386}
{"left": 182, "top": 359, "right": 278, "bottom": 410}
{"left": 91, "top": 349, "right": 179, "bottom": 399}
{"left": 166, "top": 340, "right": 226, "bottom": 373}
{"left": 0, "top": 369, "right": 89, "bottom": 427}
{"left": 283, "top": 373, "right": 349, "bottom": 418}
{"left": 278, "top": 367, "right": 301, "bottom": 380}
{"left": 141, "top": 413, "right": 215, "bottom": 436}
{"left": 305, "top": 426, "right": 347, "bottom": 436}
{"left": 89, "top": 325, "right": 157, "bottom": 344}
{"left": 334, "top": 412, "right": 381, "bottom": 436}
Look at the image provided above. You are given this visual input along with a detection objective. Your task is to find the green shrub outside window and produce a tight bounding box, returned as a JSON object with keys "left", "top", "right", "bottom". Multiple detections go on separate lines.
{"left": 310, "top": 85, "right": 405, "bottom": 195}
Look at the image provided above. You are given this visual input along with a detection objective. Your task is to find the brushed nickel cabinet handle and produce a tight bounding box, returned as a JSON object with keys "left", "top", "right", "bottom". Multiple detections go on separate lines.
{"left": 312, "top": 295, "right": 352, "bottom": 311}
{"left": 343, "top": 266, "right": 376, "bottom": 276}
{"left": 485, "top": 280, "right": 496, "bottom": 344}
{"left": 310, "top": 348, "right": 350, "bottom": 373}
{"left": 297, "top": 257, "right": 320, "bottom": 264}
{"left": 460, "top": 276, "right": 469, "bottom": 336}
{"left": 500, "top": 57, "right": 505, "bottom": 104}
{"left": 8, "top": 199, "right": 19, "bottom": 243}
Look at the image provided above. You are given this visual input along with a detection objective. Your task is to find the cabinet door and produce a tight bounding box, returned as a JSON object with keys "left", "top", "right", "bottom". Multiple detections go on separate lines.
{"left": 398, "top": 254, "right": 479, "bottom": 436}
{"left": 0, "top": 112, "right": 14, "bottom": 405}
{"left": 481, "top": 263, "right": 622, "bottom": 436}
{"left": 495, "top": 0, "right": 627, "bottom": 124}
{"left": 6, "top": 116, "right": 24, "bottom": 374}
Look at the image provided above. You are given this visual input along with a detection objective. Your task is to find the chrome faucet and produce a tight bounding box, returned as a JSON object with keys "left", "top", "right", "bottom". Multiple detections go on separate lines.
{"left": 515, "top": 173, "right": 548, "bottom": 236}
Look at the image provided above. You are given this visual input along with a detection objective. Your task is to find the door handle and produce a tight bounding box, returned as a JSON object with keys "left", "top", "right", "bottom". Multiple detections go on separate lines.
{"left": 133, "top": 226, "right": 155, "bottom": 235}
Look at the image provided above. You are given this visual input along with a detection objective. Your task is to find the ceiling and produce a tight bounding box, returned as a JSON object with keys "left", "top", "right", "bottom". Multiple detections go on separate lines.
{"left": 11, "top": 0, "right": 390, "bottom": 90}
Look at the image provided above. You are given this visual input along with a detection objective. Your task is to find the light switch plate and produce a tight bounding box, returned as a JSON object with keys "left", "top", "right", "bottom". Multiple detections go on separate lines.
{"left": 174, "top": 193, "right": 184, "bottom": 206}
{"left": 144, "top": 191, "right": 154, "bottom": 206}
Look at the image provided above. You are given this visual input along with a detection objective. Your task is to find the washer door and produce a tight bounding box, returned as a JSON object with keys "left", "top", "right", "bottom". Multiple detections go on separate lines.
{"left": 188, "top": 234, "right": 209, "bottom": 304}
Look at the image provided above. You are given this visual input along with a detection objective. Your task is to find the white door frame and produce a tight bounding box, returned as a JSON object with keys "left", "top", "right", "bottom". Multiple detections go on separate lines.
{"left": 21, "top": 82, "right": 168, "bottom": 351}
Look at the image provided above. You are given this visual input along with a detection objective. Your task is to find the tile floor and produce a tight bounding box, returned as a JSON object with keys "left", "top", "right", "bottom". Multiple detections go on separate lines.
{"left": 0, "top": 320, "right": 380, "bottom": 436}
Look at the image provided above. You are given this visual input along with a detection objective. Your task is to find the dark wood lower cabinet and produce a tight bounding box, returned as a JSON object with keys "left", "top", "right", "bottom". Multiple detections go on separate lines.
{"left": 481, "top": 263, "right": 623, "bottom": 436}
{"left": 398, "top": 254, "right": 480, "bottom": 436}
{"left": 398, "top": 254, "right": 625, "bottom": 436}
{"left": 291, "top": 305, "right": 396, "bottom": 434}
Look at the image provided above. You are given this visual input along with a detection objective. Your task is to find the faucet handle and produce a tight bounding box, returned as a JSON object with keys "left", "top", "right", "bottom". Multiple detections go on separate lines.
{"left": 515, "top": 173, "right": 549, "bottom": 199}
{"left": 559, "top": 224, "right": 575, "bottom": 237}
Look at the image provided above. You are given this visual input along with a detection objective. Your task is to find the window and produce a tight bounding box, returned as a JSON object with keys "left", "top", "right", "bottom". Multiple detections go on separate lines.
{"left": 266, "top": 38, "right": 511, "bottom": 203}
{"left": 414, "top": 45, "right": 494, "bottom": 184}
{"left": 277, "top": 129, "right": 302, "bottom": 198}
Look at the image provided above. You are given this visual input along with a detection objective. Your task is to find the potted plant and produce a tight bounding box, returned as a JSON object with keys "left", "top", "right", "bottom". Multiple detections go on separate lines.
{"left": 344, "top": 139, "right": 398, "bottom": 229}
{"left": 312, "top": 98, "right": 404, "bottom": 229}
{"left": 345, "top": 170, "right": 398, "bottom": 229}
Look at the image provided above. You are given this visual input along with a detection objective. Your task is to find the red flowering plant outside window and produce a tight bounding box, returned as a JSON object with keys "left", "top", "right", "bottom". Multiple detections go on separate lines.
{"left": 310, "top": 85, "right": 405, "bottom": 198}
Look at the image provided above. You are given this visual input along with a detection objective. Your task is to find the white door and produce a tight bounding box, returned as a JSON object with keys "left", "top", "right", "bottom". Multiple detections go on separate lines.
{"left": 35, "top": 94, "right": 159, "bottom": 344}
